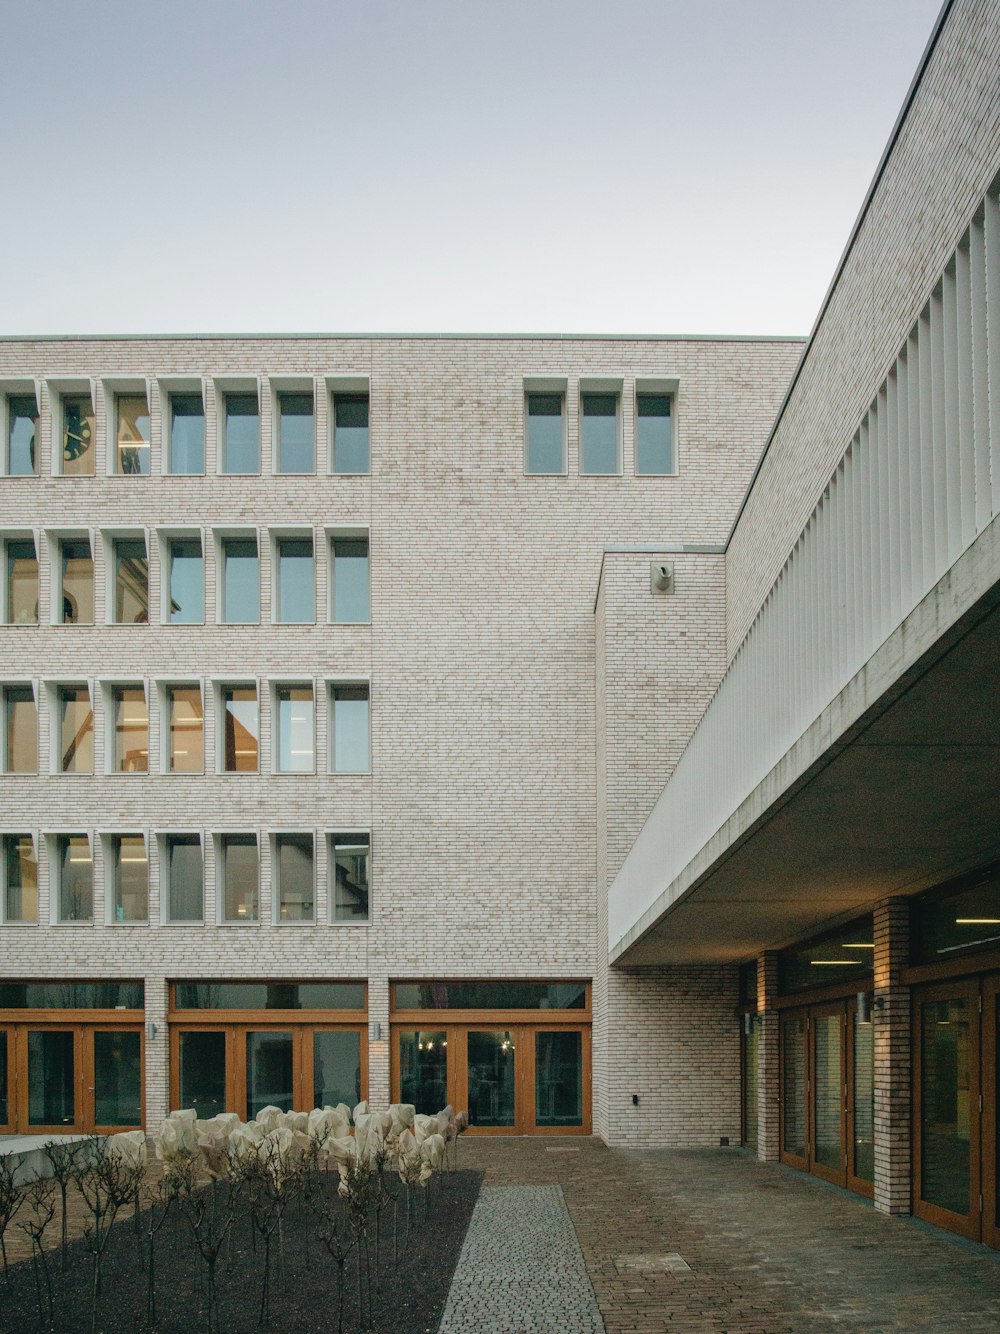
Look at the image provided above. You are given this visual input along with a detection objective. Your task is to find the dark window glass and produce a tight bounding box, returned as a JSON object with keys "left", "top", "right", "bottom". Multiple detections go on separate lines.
{"left": 738, "top": 961, "right": 758, "bottom": 1008}
{"left": 115, "top": 394, "right": 150, "bottom": 475}
{"left": 93, "top": 1031, "right": 142, "bottom": 1126}
{"left": 781, "top": 1014, "right": 806, "bottom": 1156}
{"left": 332, "top": 834, "right": 369, "bottom": 922}
{"left": 635, "top": 393, "right": 673, "bottom": 475}
{"left": 778, "top": 918, "right": 873, "bottom": 994}
{"left": 6, "top": 539, "right": 37, "bottom": 625}
{"left": 813, "top": 1013, "right": 842, "bottom": 1170}
{"left": 854, "top": 1004, "right": 874, "bottom": 1182}
{"left": 62, "top": 395, "right": 94, "bottom": 475}
{"left": 28, "top": 1030, "right": 75, "bottom": 1125}
{"left": 247, "top": 1031, "right": 294, "bottom": 1118}
{"left": 399, "top": 1030, "right": 447, "bottom": 1113}
{"left": 313, "top": 1031, "right": 361, "bottom": 1109}
{"left": 114, "top": 539, "right": 148, "bottom": 624}
{"left": 333, "top": 393, "right": 369, "bottom": 473}
{"left": 222, "top": 538, "right": 258, "bottom": 622}
{"left": 169, "top": 539, "right": 204, "bottom": 623}
{"left": 224, "top": 392, "right": 259, "bottom": 473}
{"left": 179, "top": 1030, "right": 227, "bottom": 1119}
{"left": 0, "top": 981, "right": 143, "bottom": 1008}
{"left": 393, "top": 981, "right": 587, "bottom": 1010}
{"left": 580, "top": 392, "right": 619, "bottom": 475}
{"left": 331, "top": 536, "right": 370, "bottom": 623}
{"left": 914, "top": 872, "right": 1000, "bottom": 961}
{"left": 468, "top": 1030, "right": 516, "bottom": 1126}
{"left": 920, "top": 997, "right": 971, "bottom": 1214}
{"left": 535, "top": 1030, "right": 583, "bottom": 1127}
{"left": 742, "top": 1015, "right": 759, "bottom": 1150}
{"left": 169, "top": 393, "right": 205, "bottom": 474}
{"left": 167, "top": 834, "right": 203, "bottom": 922}
{"left": 277, "top": 391, "right": 314, "bottom": 473}
{"left": 7, "top": 395, "right": 37, "bottom": 475}
{"left": 525, "top": 392, "right": 564, "bottom": 474}
{"left": 173, "top": 981, "right": 365, "bottom": 1010}
{"left": 0, "top": 1034, "right": 7, "bottom": 1123}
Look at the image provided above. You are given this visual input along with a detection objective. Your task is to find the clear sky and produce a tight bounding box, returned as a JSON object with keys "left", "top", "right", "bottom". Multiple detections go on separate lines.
{"left": 0, "top": 0, "right": 944, "bottom": 337}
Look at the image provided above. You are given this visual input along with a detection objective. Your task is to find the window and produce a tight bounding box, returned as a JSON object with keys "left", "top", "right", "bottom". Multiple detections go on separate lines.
{"left": 166, "top": 685, "right": 204, "bottom": 773}
{"left": 580, "top": 391, "right": 621, "bottom": 475}
{"left": 276, "top": 684, "right": 314, "bottom": 773}
{"left": 635, "top": 393, "right": 674, "bottom": 475}
{"left": 61, "top": 395, "right": 95, "bottom": 476}
{"left": 59, "top": 538, "right": 93, "bottom": 625}
{"left": 275, "top": 536, "right": 314, "bottom": 623}
{"left": 221, "top": 537, "right": 259, "bottom": 623}
{"left": 4, "top": 685, "right": 37, "bottom": 773}
{"left": 220, "top": 834, "right": 258, "bottom": 922}
{"left": 6, "top": 395, "right": 37, "bottom": 475}
{"left": 221, "top": 685, "right": 258, "bottom": 772}
{"left": 3, "top": 834, "right": 38, "bottom": 923}
{"left": 525, "top": 392, "right": 565, "bottom": 475}
{"left": 168, "top": 392, "right": 205, "bottom": 474}
{"left": 331, "top": 535, "right": 370, "bottom": 623}
{"left": 164, "top": 834, "right": 203, "bottom": 922}
{"left": 330, "top": 683, "right": 370, "bottom": 773}
{"left": 330, "top": 833, "right": 369, "bottom": 922}
{"left": 332, "top": 392, "right": 369, "bottom": 473}
{"left": 111, "top": 685, "right": 148, "bottom": 773}
{"left": 55, "top": 834, "right": 93, "bottom": 922}
{"left": 115, "top": 394, "right": 151, "bottom": 475}
{"left": 277, "top": 391, "right": 314, "bottom": 474}
{"left": 274, "top": 833, "right": 314, "bottom": 922}
{"left": 110, "top": 834, "right": 148, "bottom": 922}
{"left": 5, "top": 539, "right": 37, "bottom": 624}
{"left": 222, "top": 392, "right": 259, "bottom": 474}
{"left": 167, "top": 538, "right": 204, "bottom": 623}
{"left": 58, "top": 686, "right": 93, "bottom": 774}
{"left": 113, "top": 538, "right": 149, "bottom": 624}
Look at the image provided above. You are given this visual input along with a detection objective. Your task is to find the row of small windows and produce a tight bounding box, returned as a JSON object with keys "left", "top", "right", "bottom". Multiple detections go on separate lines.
{"left": 1, "top": 830, "right": 370, "bottom": 926}
{"left": 1, "top": 529, "right": 369, "bottom": 626}
{"left": 0, "top": 679, "right": 370, "bottom": 776}
{"left": 1, "top": 385, "right": 369, "bottom": 477}
{"left": 525, "top": 387, "right": 675, "bottom": 476}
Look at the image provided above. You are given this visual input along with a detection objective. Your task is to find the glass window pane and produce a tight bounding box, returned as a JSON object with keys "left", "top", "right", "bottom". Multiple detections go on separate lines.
{"left": 224, "top": 392, "right": 259, "bottom": 473}
{"left": 6, "top": 539, "right": 38, "bottom": 625}
{"left": 223, "top": 686, "right": 258, "bottom": 771}
{"left": 743, "top": 1017, "right": 759, "bottom": 1150}
{"left": 169, "top": 393, "right": 205, "bottom": 474}
{"left": 0, "top": 1034, "right": 7, "bottom": 1124}
{"left": 332, "top": 684, "right": 369, "bottom": 772}
{"left": 393, "top": 981, "right": 587, "bottom": 1010}
{"left": 169, "top": 539, "right": 204, "bottom": 623}
{"left": 58, "top": 835, "right": 93, "bottom": 921}
{"left": 223, "top": 835, "right": 258, "bottom": 921}
{"left": 169, "top": 686, "right": 203, "bottom": 773}
{"left": 781, "top": 1015, "right": 806, "bottom": 1157}
{"left": 332, "top": 834, "right": 369, "bottom": 922}
{"left": 113, "top": 686, "right": 148, "bottom": 772}
{"left": 174, "top": 981, "right": 364, "bottom": 1010}
{"left": 276, "top": 833, "right": 314, "bottom": 921}
{"left": 112, "top": 834, "right": 148, "bottom": 922}
{"left": 779, "top": 917, "right": 874, "bottom": 994}
{"left": 920, "top": 996, "right": 971, "bottom": 1215}
{"left": 60, "top": 687, "right": 93, "bottom": 774}
{"left": 0, "top": 981, "right": 142, "bottom": 1009}
{"left": 167, "top": 835, "right": 203, "bottom": 922}
{"left": 179, "top": 1030, "right": 227, "bottom": 1119}
{"left": 813, "top": 1014, "right": 842, "bottom": 1170}
{"left": 332, "top": 537, "right": 370, "bottom": 623}
{"left": 246, "top": 1031, "right": 293, "bottom": 1119}
{"left": 93, "top": 1031, "right": 142, "bottom": 1126}
{"left": 222, "top": 538, "right": 259, "bottom": 622}
{"left": 277, "top": 391, "right": 314, "bottom": 473}
{"left": 61, "top": 540, "right": 94, "bottom": 625}
{"left": 854, "top": 1004, "right": 874, "bottom": 1182}
{"left": 915, "top": 874, "right": 1000, "bottom": 961}
{"left": 525, "top": 392, "right": 564, "bottom": 474}
{"left": 276, "top": 538, "right": 314, "bottom": 623}
{"left": 313, "top": 1031, "right": 361, "bottom": 1109}
{"left": 468, "top": 1030, "right": 516, "bottom": 1127}
{"left": 116, "top": 394, "right": 150, "bottom": 475}
{"left": 580, "top": 392, "right": 619, "bottom": 475}
{"left": 333, "top": 393, "right": 369, "bottom": 473}
{"left": 62, "top": 395, "right": 94, "bottom": 476}
{"left": 7, "top": 394, "right": 37, "bottom": 475}
{"left": 4, "top": 834, "right": 38, "bottom": 922}
{"left": 399, "top": 1030, "right": 447, "bottom": 1114}
{"left": 28, "top": 1030, "right": 75, "bottom": 1126}
{"left": 277, "top": 686, "right": 314, "bottom": 772}
{"left": 5, "top": 685, "right": 37, "bottom": 773}
{"left": 535, "top": 1030, "right": 582, "bottom": 1127}
{"left": 115, "top": 539, "right": 148, "bottom": 624}
{"left": 635, "top": 393, "right": 673, "bottom": 475}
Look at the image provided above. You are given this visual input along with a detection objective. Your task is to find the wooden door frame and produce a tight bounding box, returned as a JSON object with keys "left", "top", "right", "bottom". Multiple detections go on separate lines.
{"left": 0, "top": 1028, "right": 13, "bottom": 1133}
{"left": 845, "top": 995, "right": 875, "bottom": 1199}
{"left": 779, "top": 1009, "right": 809, "bottom": 1171}
{"left": 84, "top": 1024, "right": 145, "bottom": 1133}
{"left": 13, "top": 1024, "right": 84, "bottom": 1135}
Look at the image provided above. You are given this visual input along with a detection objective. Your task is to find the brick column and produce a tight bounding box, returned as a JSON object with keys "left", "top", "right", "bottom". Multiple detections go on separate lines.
{"left": 873, "top": 898, "right": 910, "bottom": 1215}
{"left": 145, "top": 974, "right": 170, "bottom": 1129}
{"left": 756, "top": 952, "right": 780, "bottom": 1161}
{"left": 367, "top": 972, "right": 390, "bottom": 1108}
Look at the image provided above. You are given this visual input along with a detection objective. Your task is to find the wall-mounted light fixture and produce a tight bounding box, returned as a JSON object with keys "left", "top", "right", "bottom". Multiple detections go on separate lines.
{"left": 371, "top": 1020, "right": 383, "bottom": 1042}
{"left": 743, "top": 1012, "right": 754, "bottom": 1035}
{"left": 146, "top": 1021, "right": 158, "bottom": 1041}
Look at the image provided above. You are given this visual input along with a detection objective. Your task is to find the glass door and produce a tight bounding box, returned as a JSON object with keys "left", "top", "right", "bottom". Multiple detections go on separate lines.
{"left": 88, "top": 1028, "right": 143, "bottom": 1130}
{"left": 530, "top": 1029, "right": 586, "bottom": 1132}
{"left": 811, "top": 1006, "right": 845, "bottom": 1186}
{"left": 465, "top": 1029, "right": 518, "bottom": 1131}
{"left": 308, "top": 1028, "right": 364, "bottom": 1111}
{"left": 980, "top": 976, "right": 1000, "bottom": 1251}
{"left": 780, "top": 1012, "right": 808, "bottom": 1169}
{"left": 22, "top": 1028, "right": 81, "bottom": 1132}
{"left": 847, "top": 996, "right": 875, "bottom": 1196}
{"left": 0, "top": 1030, "right": 11, "bottom": 1132}
{"left": 175, "top": 1028, "right": 231, "bottom": 1119}
{"left": 243, "top": 1030, "right": 295, "bottom": 1119}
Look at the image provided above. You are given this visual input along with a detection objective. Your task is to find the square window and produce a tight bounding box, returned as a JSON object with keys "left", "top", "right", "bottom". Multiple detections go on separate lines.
{"left": 221, "top": 685, "right": 258, "bottom": 772}
{"left": 164, "top": 834, "right": 203, "bottom": 923}
{"left": 222, "top": 392, "right": 259, "bottom": 474}
{"left": 55, "top": 834, "right": 93, "bottom": 922}
{"left": 330, "top": 683, "right": 370, "bottom": 773}
{"left": 110, "top": 834, "right": 148, "bottom": 922}
{"left": 332, "top": 393, "right": 369, "bottom": 474}
{"left": 6, "top": 395, "right": 38, "bottom": 476}
{"left": 331, "top": 535, "right": 370, "bottom": 623}
{"left": 220, "top": 537, "right": 259, "bottom": 623}
{"left": 60, "top": 538, "right": 94, "bottom": 625}
{"left": 220, "top": 834, "right": 258, "bottom": 922}
{"left": 580, "top": 392, "right": 621, "bottom": 475}
{"left": 275, "top": 537, "right": 314, "bottom": 623}
{"left": 277, "top": 391, "right": 314, "bottom": 474}
{"left": 276, "top": 684, "right": 314, "bottom": 773}
{"left": 115, "top": 394, "right": 151, "bottom": 475}
{"left": 4, "top": 684, "right": 37, "bottom": 773}
{"left": 111, "top": 685, "right": 148, "bottom": 773}
{"left": 635, "top": 393, "right": 674, "bottom": 475}
{"left": 61, "top": 395, "right": 95, "bottom": 476}
{"left": 166, "top": 685, "right": 204, "bottom": 773}
{"left": 168, "top": 392, "right": 205, "bottom": 474}
{"left": 168, "top": 538, "right": 204, "bottom": 624}
{"left": 525, "top": 392, "right": 565, "bottom": 475}
{"left": 330, "top": 833, "right": 369, "bottom": 923}
{"left": 58, "top": 685, "right": 93, "bottom": 774}
{"left": 274, "top": 832, "right": 314, "bottom": 922}
{"left": 113, "top": 538, "right": 149, "bottom": 624}
{"left": 3, "top": 834, "right": 38, "bottom": 923}
{"left": 5, "top": 538, "right": 38, "bottom": 625}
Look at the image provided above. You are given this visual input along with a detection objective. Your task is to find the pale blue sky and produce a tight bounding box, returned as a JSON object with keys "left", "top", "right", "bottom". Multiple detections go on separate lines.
{"left": 0, "top": 0, "right": 944, "bottom": 335}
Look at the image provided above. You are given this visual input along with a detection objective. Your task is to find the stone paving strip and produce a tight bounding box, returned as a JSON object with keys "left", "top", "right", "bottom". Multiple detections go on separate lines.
{"left": 438, "top": 1184, "right": 605, "bottom": 1334}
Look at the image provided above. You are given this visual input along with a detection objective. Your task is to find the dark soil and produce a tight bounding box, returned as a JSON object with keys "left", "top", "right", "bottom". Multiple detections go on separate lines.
{"left": 0, "top": 1169, "right": 481, "bottom": 1334}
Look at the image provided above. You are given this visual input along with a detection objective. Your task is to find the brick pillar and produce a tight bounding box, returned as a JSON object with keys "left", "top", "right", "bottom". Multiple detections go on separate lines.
{"left": 145, "top": 975, "right": 169, "bottom": 1129}
{"left": 367, "top": 973, "right": 390, "bottom": 1108}
{"left": 756, "top": 952, "right": 780, "bottom": 1161}
{"left": 873, "top": 898, "right": 910, "bottom": 1215}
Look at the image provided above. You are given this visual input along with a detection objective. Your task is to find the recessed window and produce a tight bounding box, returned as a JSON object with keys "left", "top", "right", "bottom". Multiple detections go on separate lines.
{"left": 580, "top": 392, "right": 621, "bottom": 475}
{"left": 635, "top": 393, "right": 674, "bottom": 475}
{"left": 276, "top": 684, "right": 314, "bottom": 773}
{"left": 168, "top": 538, "right": 204, "bottom": 624}
{"left": 110, "top": 834, "right": 148, "bottom": 922}
{"left": 167, "top": 685, "right": 204, "bottom": 773}
{"left": 330, "top": 833, "right": 369, "bottom": 923}
{"left": 56, "top": 834, "right": 93, "bottom": 922}
{"left": 6, "top": 395, "right": 38, "bottom": 476}
{"left": 60, "top": 538, "right": 94, "bottom": 625}
{"left": 220, "top": 834, "right": 258, "bottom": 922}
{"left": 223, "top": 392, "right": 259, "bottom": 474}
{"left": 4, "top": 685, "right": 37, "bottom": 773}
{"left": 164, "top": 834, "right": 203, "bottom": 923}
{"left": 111, "top": 685, "right": 148, "bottom": 773}
{"left": 275, "top": 537, "right": 314, "bottom": 623}
{"left": 274, "top": 832, "right": 314, "bottom": 922}
{"left": 58, "top": 686, "right": 93, "bottom": 774}
{"left": 113, "top": 538, "right": 149, "bottom": 624}
{"left": 221, "top": 537, "right": 259, "bottom": 623}
{"left": 525, "top": 392, "right": 565, "bottom": 475}
{"left": 6, "top": 539, "right": 38, "bottom": 625}
{"left": 277, "top": 391, "right": 314, "bottom": 474}
{"left": 3, "top": 835, "right": 38, "bottom": 923}
{"left": 331, "top": 535, "right": 370, "bottom": 623}
{"left": 61, "top": 395, "right": 95, "bottom": 476}
{"left": 168, "top": 393, "right": 205, "bottom": 474}
{"left": 221, "top": 685, "right": 258, "bottom": 772}
{"left": 332, "top": 393, "right": 369, "bottom": 474}
{"left": 330, "top": 683, "right": 370, "bottom": 773}
{"left": 115, "top": 394, "right": 151, "bottom": 475}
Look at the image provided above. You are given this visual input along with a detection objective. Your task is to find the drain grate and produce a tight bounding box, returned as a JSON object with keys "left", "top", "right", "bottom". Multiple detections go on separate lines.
{"left": 545, "top": 1146, "right": 581, "bottom": 1153}
{"left": 614, "top": 1253, "right": 692, "bottom": 1274}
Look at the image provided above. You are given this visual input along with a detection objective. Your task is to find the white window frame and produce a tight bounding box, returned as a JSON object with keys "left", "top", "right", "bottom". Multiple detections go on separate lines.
{"left": 214, "top": 526, "right": 261, "bottom": 625}
{"left": 157, "top": 829, "right": 205, "bottom": 925}
{"left": 271, "top": 829, "right": 317, "bottom": 925}
{"left": 523, "top": 376, "right": 568, "bottom": 477}
{"left": 327, "top": 676, "right": 371, "bottom": 775}
{"left": 215, "top": 830, "right": 261, "bottom": 925}
{"left": 157, "top": 525, "right": 205, "bottom": 626}
{"left": 0, "top": 829, "right": 39, "bottom": 925}
{"left": 214, "top": 677, "right": 261, "bottom": 775}
{"left": 579, "top": 378, "right": 624, "bottom": 477}
{"left": 158, "top": 376, "right": 207, "bottom": 476}
{"left": 157, "top": 678, "right": 206, "bottom": 776}
{"left": 633, "top": 377, "right": 680, "bottom": 477}
{"left": 270, "top": 525, "right": 316, "bottom": 625}
{"left": 0, "top": 678, "right": 38, "bottom": 776}
{"left": 0, "top": 380, "right": 41, "bottom": 477}
{"left": 327, "top": 829, "right": 372, "bottom": 927}
{"left": 100, "top": 678, "right": 149, "bottom": 776}
{"left": 215, "top": 376, "right": 261, "bottom": 476}
{"left": 45, "top": 830, "right": 95, "bottom": 925}
{"left": 326, "top": 525, "right": 371, "bottom": 625}
{"left": 326, "top": 374, "right": 371, "bottom": 475}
